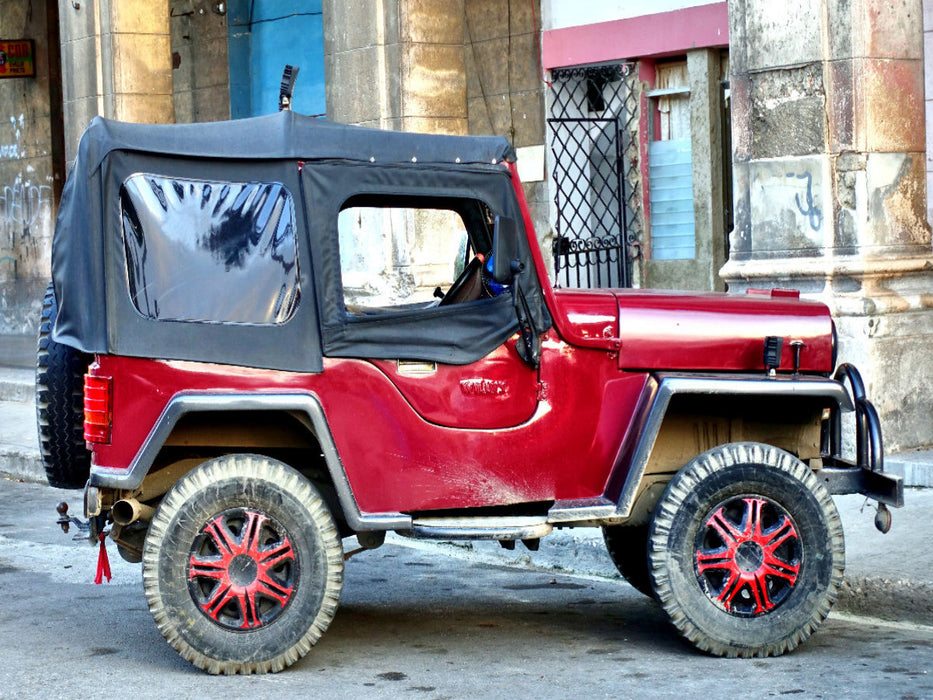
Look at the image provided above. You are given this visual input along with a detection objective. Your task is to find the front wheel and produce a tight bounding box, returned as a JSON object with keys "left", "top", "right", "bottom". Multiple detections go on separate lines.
{"left": 142, "top": 455, "right": 344, "bottom": 674}
{"left": 648, "top": 442, "right": 844, "bottom": 658}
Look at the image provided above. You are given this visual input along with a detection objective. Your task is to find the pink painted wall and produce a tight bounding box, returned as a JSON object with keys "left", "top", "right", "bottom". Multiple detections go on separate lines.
{"left": 542, "top": 3, "right": 728, "bottom": 69}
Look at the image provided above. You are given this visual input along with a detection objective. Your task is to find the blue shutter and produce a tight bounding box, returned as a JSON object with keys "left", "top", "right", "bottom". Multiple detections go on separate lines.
{"left": 649, "top": 139, "right": 695, "bottom": 260}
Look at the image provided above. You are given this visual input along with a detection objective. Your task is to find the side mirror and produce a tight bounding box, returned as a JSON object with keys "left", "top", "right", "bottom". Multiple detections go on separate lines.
{"left": 492, "top": 216, "right": 522, "bottom": 284}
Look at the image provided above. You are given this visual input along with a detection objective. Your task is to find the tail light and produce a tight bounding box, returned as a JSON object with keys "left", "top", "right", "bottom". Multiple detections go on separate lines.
{"left": 84, "top": 374, "right": 112, "bottom": 444}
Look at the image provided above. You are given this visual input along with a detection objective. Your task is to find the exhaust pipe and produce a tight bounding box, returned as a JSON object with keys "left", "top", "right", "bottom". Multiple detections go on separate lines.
{"left": 111, "top": 498, "right": 155, "bottom": 526}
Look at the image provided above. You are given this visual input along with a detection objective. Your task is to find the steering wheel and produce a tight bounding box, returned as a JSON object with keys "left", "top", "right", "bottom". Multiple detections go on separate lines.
{"left": 439, "top": 255, "right": 485, "bottom": 306}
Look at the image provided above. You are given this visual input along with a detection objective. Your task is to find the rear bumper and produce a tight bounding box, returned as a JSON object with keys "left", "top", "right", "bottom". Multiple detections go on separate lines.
{"left": 819, "top": 363, "right": 904, "bottom": 508}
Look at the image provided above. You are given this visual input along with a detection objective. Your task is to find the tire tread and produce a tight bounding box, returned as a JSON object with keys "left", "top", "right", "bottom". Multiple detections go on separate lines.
{"left": 648, "top": 442, "right": 845, "bottom": 658}
{"left": 35, "top": 281, "right": 92, "bottom": 489}
{"left": 142, "top": 454, "right": 344, "bottom": 675}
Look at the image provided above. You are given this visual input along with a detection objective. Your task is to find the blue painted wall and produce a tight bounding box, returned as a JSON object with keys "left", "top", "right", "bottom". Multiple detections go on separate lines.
{"left": 227, "top": 0, "right": 325, "bottom": 118}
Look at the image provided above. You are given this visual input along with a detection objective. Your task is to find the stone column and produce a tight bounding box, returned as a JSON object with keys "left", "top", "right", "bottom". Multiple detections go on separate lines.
{"left": 323, "top": 0, "right": 467, "bottom": 135}
{"left": 59, "top": 0, "right": 174, "bottom": 161}
{"left": 688, "top": 49, "right": 727, "bottom": 293}
{"left": 723, "top": 0, "right": 932, "bottom": 452}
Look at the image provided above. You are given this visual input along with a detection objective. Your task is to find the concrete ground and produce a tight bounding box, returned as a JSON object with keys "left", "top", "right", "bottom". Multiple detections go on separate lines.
{"left": 3, "top": 477, "right": 933, "bottom": 698}
{"left": 1, "top": 337, "right": 931, "bottom": 628}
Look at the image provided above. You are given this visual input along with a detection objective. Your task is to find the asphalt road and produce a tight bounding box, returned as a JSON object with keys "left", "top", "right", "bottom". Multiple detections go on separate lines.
{"left": 1, "top": 477, "right": 931, "bottom": 700}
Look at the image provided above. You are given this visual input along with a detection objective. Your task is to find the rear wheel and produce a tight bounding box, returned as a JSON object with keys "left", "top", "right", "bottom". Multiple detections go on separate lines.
{"left": 36, "top": 281, "right": 92, "bottom": 489}
{"left": 648, "top": 442, "right": 844, "bottom": 658}
{"left": 142, "top": 454, "right": 344, "bottom": 674}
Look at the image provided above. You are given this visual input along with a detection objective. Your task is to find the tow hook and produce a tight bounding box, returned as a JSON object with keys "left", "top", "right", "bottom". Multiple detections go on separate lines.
{"left": 56, "top": 502, "right": 112, "bottom": 583}
{"left": 874, "top": 502, "right": 892, "bottom": 534}
{"left": 56, "top": 501, "right": 89, "bottom": 534}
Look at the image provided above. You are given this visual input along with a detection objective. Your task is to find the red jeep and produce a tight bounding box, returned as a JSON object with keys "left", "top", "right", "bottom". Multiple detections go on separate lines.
{"left": 40, "top": 112, "right": 902, "bottom": 674}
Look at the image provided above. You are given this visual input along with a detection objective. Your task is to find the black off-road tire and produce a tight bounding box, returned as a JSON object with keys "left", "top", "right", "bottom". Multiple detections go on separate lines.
{"left": 36, "top": 281, "right": 92, "bottom": 489}
{"left": 602, "top": 524, "right": 653, "bottom": 597}
{"left": 142, "top": 454, "right": 344, "bottom": 674}
{"left": 648, "top": 442, "right": 844, "bottom": 658}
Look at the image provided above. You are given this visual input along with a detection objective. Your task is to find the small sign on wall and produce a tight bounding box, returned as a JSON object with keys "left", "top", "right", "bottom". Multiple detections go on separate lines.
{"left": 0, "top": 40, "right": 36, "bottom": 79}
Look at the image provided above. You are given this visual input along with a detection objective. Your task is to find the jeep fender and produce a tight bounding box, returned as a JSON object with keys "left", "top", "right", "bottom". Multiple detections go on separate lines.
{"left": 87, "top": 392, "right": 412, "bottom": 531}
{"left": 548, "top": 371, "right": 901, "bottom": 526}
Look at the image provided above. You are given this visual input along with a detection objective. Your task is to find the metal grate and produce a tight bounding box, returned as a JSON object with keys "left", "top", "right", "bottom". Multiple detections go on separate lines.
{"left": 547, "top": 64, "right": 641, "bottom": 288}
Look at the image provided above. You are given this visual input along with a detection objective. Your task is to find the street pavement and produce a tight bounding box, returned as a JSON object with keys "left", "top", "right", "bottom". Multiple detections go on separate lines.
{"left": 2, "top": 476, "right": 933, "bottom": 698}
{"left": 1, "top": 335, "right": 931, "bottom": 631}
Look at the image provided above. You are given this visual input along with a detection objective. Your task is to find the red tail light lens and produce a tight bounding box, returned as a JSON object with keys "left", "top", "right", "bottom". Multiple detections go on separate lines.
{"left": 84, "top": 375, "right": 112, "bottom": 444}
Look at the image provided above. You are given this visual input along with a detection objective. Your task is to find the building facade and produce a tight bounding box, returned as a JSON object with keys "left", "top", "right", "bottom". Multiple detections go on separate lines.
{"left": 1, "top": 0, "right": 932, "bottom": 450}
{"left": 541, "top": 1, "right": 730, "bottom": 290}
{"left": 0, "top": 0, "right": 63, "bottom": 334}
{"left": 724, "top": 0, "right": 933, "bottom": 452}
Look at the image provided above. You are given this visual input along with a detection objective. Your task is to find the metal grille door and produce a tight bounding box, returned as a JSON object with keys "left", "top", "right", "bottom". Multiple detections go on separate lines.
{"left": 548, "top": 64, "right": 639, "bottom": 288}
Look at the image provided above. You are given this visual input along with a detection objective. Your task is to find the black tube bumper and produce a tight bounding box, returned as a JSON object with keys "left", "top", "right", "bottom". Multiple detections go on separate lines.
{"left": 818, "top": 363, "right": 904, "bottom": 508}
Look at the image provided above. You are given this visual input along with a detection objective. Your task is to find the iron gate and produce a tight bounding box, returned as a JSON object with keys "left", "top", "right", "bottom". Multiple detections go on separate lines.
{"left": 548, "top": 64, "right": 640, "bottom": 288}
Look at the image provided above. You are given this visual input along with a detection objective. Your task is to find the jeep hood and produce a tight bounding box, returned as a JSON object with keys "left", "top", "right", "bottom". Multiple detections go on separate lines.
{"left": 553, "top": 288, "right": 834, "bottom": 373}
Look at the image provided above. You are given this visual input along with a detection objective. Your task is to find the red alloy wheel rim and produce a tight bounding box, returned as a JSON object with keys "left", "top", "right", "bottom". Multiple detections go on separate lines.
{"left": 187, "top": 508, "right": 299, "bottom": 630}
{"left": 694, "top": 496, "right": 802, "bottom": 616}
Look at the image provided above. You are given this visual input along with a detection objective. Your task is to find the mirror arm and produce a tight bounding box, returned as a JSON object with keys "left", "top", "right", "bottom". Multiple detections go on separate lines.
{"left": 513, "top": 284, "right": 541, "bottom": 369}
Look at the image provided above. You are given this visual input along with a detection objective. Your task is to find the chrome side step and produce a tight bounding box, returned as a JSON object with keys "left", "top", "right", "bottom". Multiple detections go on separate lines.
{"left": 399, "top": 515, "right": 552, "bottom": 541}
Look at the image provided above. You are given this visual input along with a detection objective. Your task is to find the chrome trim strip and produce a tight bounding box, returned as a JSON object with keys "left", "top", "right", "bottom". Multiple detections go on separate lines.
{"left": 548, "top": 497, "right": 617, "bottom": 523}
{"left": 88, "top": 392, "right": 411, "bottom": 531}
{"left": 403, "top": 516, "right": 552, "bottom": 541}
{"left": 610, "top": 374, "right": 856, "bottom": 519}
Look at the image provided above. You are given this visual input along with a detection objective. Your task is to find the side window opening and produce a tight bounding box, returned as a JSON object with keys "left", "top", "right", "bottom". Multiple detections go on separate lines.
{"left": 338, "top": 195, "right": 496, "bottom": 314}
{"left": 121, "top": 174, "right": 300, "bottom": 325}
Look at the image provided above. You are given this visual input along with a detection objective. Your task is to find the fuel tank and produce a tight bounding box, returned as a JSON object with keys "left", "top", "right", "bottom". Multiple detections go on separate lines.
{"left": 553, "top": 287, "right": 834, "bottom": 373}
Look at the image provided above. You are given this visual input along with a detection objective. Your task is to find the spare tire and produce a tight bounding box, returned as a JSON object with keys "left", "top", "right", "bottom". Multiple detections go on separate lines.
{"left": 36, "top": 281, "right": 92, "bottom": 489}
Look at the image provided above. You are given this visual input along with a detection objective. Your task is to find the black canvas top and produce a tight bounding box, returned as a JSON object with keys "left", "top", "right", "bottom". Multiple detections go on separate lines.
{"left": 51, "top": 114, "right": 546, "bottom": 373}
{"left": 78, "top": 111, "right": 516, "bottom": 171}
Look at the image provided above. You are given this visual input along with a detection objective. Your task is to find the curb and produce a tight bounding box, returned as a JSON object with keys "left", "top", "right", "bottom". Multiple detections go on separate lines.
{"left": 0, "top": 368, "right": 33, "bottom": 403}
{"left": 835, "top": 577, "right": 933, "bottom": 627}
{"left": 392, "top": 534, "right": 933, "bottom": 629}
{"left": 0, "top": 379, "right": 32, "bottom": 403}
{"left": 885, "top": 451, "right": 933, "bottom": 489}
{"left": 0, "top": 445, "right": 43, "bottom": 484}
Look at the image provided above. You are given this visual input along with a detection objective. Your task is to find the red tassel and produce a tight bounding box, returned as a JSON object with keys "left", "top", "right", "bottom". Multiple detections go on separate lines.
{"left": 95, "top": 532, "right": 112, "bottom": 584}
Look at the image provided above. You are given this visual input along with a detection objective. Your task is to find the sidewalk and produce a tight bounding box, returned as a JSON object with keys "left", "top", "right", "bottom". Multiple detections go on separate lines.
{"left": 1, "top": 339, "right": 931, "bottom": 626}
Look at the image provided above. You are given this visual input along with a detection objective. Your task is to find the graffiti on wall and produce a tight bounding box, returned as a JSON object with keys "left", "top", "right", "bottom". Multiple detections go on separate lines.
{"left": 0, "top": 142, "right": 25, "bottom": 159}
{"left": 0, "top": 114, "right": 55, "bottom": 280}
{"left": 1, "top": 114, "right": 26, "bottom": 160}
{"left": 749, "top": 156, "right": 826, "bottom": 251}
{"left": 786, "top": 171, "right": 822, "bottom": 232}
{"left": 0, "top": 178, "right": 51, "bottom": 231}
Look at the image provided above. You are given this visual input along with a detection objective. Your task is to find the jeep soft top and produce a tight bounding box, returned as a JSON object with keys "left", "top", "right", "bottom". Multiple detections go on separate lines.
{"left": 41, "top": 112, "right": 902, "bottom": 674}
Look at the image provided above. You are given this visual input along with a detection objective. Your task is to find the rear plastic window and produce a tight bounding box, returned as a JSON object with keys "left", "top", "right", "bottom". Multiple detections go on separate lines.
{"left": 121, "top": 174, "right": 299, "bottom": 325}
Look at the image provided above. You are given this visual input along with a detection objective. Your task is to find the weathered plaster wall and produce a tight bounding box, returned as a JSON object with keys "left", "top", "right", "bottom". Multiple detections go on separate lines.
{"left": 925, "top": 0, "right": 933, "bottom": 226}
{"left": 0, "top": 0, "right": 60, "bottom": 334}
{"left": 59, "top": 0, "right": 174, "bottom": 162}
{"left": 324, "top": 0, "right": 549, "bottom": 250}
{"left": 323, "top": 0, "right": 468, "bottom": 135}
{"left": 170, "top": 0, "right": 230, "bottom": 123}
{"left": 464, "top": 0, "right": 547, "bottom": 255}
{"left": 724, "top": 0, "right": 933, "bottom": 452}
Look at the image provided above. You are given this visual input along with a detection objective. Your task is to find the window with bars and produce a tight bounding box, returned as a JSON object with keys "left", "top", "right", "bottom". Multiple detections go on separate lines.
{"left": 547, "top": 64, "right": 640, "bottom": 288}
